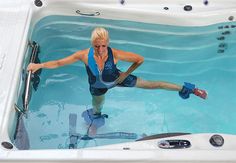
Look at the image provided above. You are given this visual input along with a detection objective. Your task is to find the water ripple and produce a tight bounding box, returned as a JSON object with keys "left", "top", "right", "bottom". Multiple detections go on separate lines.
{"left": 35, "top": 21, "right": 222, "bottom": 36}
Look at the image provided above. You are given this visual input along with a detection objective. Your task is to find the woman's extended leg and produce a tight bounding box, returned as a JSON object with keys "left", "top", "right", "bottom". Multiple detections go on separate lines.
{"left": 135, "top": 78, "right": 182, "bottom": 91}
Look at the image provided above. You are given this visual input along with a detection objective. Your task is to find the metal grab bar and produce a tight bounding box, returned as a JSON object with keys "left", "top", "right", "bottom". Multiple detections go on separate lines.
{"left": 23, "top": 41, "right": 39, "bottom": 113}
{"left": 75, "top": 10, "right": 100, "bottom": 16}
{"left": 14, "top": 104, "right": 25, "bottom": 115}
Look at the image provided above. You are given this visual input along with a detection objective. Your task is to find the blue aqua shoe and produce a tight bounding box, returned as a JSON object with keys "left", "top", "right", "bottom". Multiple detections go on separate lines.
{"left": 179, "top": 82, "right": 208, "bottom": 99}
{"left": 81, "top": 109, "right": 108, "bottom": 128}
{"left": 179, "top": 82, "right": 195, "bottom": 99}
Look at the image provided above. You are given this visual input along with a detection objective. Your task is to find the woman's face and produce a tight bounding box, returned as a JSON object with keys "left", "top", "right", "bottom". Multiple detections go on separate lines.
{"left": 93, "top": 39, "right": 108, "bottom": 56}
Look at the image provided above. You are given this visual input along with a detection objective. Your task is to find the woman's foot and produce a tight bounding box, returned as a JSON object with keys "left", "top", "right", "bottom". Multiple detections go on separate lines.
{"left": 93, "top": 111, "right": 108, "bottom": 118}
{"left": 193, "top": 88, "right": 208, "bottom": 99}
{"left": 93, "top": 112, "right": 102, "bottom": 116}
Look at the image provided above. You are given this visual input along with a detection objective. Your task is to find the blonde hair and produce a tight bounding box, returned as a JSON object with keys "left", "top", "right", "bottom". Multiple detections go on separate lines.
{"left": 91, "top": 27, "right": 109, "bottom": 45}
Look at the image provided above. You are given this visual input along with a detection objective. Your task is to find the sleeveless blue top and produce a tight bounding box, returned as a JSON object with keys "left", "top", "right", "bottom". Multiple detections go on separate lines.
{"left": 85, "top": 47, "right": 120, "bottom": 89}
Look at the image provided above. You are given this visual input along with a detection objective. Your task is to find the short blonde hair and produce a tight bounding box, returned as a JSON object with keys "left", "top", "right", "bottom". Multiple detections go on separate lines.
{"left": 91, "top": 27, "right": 109, "bottom": 45}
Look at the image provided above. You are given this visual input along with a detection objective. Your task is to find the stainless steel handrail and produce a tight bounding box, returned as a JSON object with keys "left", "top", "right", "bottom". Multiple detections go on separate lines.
{"left": 14, "top": 104, "right": 25, "bottom": 115}
{"left": 23, "top": 41, "right": 39, "bottom": 113}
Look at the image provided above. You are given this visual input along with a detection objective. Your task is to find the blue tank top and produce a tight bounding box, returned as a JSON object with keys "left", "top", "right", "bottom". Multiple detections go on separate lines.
{"left": 85, "top": 47, "right": 120, "bottom": 89}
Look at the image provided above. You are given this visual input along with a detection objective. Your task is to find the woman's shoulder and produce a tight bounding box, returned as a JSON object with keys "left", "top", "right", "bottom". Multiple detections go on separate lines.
{"left": 110, "top": 47, "right": 119, "bottom": 55}
{"left": 110, "top": 48, "right": 119, "bottom": 63}
{"left": 74, "top": 48, "right": 90, "bottom": 64}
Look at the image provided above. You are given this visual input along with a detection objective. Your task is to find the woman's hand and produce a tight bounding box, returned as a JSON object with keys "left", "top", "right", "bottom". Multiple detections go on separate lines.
{"left": 115, "top": 72, "right": 129, "bottom": 84}
{"left": 27, "top": 63, "right": 42, "bottom": 73}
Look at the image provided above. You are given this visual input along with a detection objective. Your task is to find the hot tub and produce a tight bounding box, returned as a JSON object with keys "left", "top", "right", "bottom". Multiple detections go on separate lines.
{"left": 1, "top": 0, "right": 236, "bottom": 162}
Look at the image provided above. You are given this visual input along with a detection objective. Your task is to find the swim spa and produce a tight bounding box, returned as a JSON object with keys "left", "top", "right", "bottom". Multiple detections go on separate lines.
{"left": 1, "top": 0, "right": 236, "bottom": 162}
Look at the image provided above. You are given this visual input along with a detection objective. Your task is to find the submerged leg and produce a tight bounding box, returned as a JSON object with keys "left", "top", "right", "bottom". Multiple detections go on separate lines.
{"left": 92, "top": 95, "right": 105, "bottom": 114}
{"left": 88, "top": 125, "right": 97, "bottom": 137}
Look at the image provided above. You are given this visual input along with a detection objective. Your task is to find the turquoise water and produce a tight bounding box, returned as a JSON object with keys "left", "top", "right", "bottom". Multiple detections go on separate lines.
{"left": 22, "top": 16, "right": 236, "bottom": 149}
